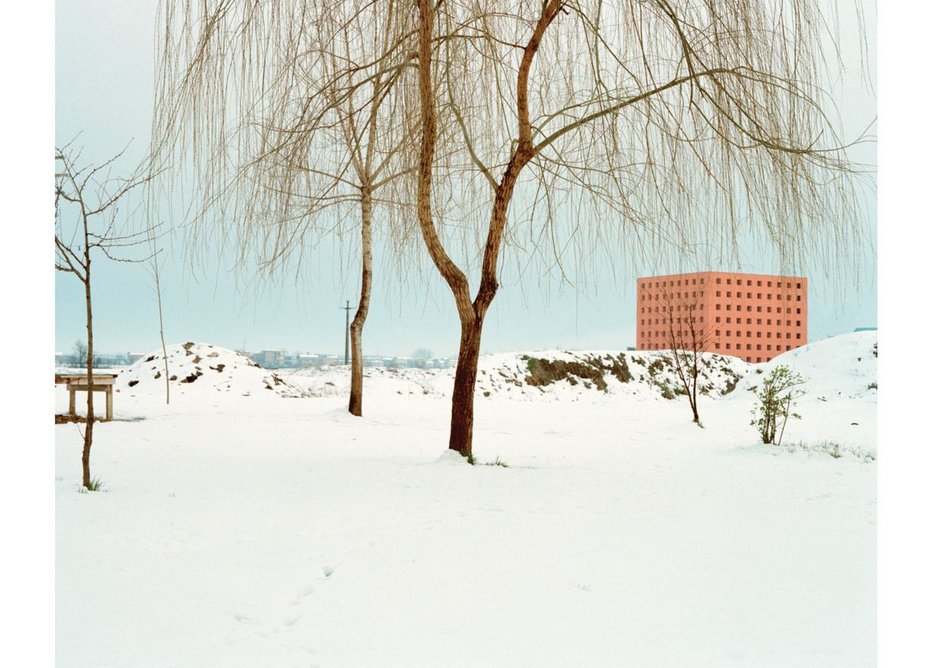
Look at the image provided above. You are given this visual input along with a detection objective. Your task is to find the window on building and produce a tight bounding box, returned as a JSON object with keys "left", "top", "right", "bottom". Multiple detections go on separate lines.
{"left": 746, "top": 318, "right": 752, "bottom": 324}
{"left": 796, "top": 333, "right": 801, "bottom": 339}
{"left": 796, "top": 282, "right": 801, "bottom": 289}
{"left": 746, "top": 343, "right": 752, "bottom": 350}
{"left": 736, "top": 305, "right": 741, "bottom": 311}
{"left": 776, "top": 307, "right": 782, "bottom": 314}
{"left": 776, "top": 319, "right": 781, "bottom": 325}
{"left": 716, "top": 291, "right": 721, "bottom": 297}
{"left": 736, "top": 291, "right": 741, "bottom": 298}
{"left": 796, "top": 295, "right": 801, "bottom": 301}
{"left": 756, "top": 318, "right": 762, "bottom": 325}
{"left": 757, "top": 293, "right": 762, "bottom": 299}
{"left": 736, "top": 330, "right": 741, "bottom": 337}
{"left": 757, "top": 280, "right": 762, "bottom": 287}
{"left": 796, "top": 320, "right": 801, "bottom": 327}
{"left": 796, "top": 308, "right": 801, "bottom": 314}
{"left": 715, "top": 343, "right": 720, "bottom": 349}
{"left": 715, "top": 330, "right": 720, "bottom": 336}
{"left": 786, "top": 345, "right": 792, "bottom": 350}
{"left": 786, "top": 332, "right": 791, "bottom": 339}
{"left": 717, "top": 278, "right": 722, "bottom": 284}
{"left": 716, "top": 304, "right": 720, "bottom": 310}
{"left": 746, "top": 331, "right": 751, "bottom": 337}
{"left": 757, "top": 306, "right": 762, "bottom": 312}
{"left": 777, "top": 281, "right": 782, "bottom": 288}
{"left": 716, "top": 317, "right": 721, "bottom": 323}
{"left": 756, "top": 357, "right": 762, "bottom": 362}
{"left": 746, "top": 306, "right": 752, "bottom": 312}
{"left": 756, "top": 344, "right": 762, "bottom": 350}
{"left": 776, "top": 345, "right": 781, "bottom": 351}
{"left": 736, "top": 343, "right": 741, "bottom": 350}
{"left": 786, "top": 307, "right": 791, "bottom": 314}
{"left": 787, "top": 282, "right": 791, "bottom": 288}
{"left": 737, "top": 279, "right": 742, "bottom": 285}
{"left": 747, "top": 280, "right": 752, "bottom": 286}
{"left": 736, "top": 318, "right": 741, "bottom": 324}
{"left": 747, "top": 292, "right": 751, "bottom": 299}
{"left": 776, "top": 333, "right": 781, "bottom": 338}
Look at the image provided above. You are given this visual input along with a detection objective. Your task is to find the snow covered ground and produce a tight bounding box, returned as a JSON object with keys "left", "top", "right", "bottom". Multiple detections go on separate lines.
{"left": 55, "top": 332, "right": 877, "bottom": 667}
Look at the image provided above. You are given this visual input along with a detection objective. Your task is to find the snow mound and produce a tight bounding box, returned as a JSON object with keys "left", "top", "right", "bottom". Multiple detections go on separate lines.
{"left": 116, "top": 342, "right": 312, "bottom": 398}
{"left": 732, "top": 331, "right": 878, "bottom": 401}
{"left": 285, "top": 365, "right": 450, "bottom": 398}
{"left": 476, "top": 350, "right": 747, "bottom": 401}
{"left": 285, "top": 350, "right": 748, "bottom": 402}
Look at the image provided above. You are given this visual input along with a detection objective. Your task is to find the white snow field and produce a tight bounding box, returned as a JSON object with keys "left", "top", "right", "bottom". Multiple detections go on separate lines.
{"left": 55, "top": 333, "right": 877, "bottom": 667}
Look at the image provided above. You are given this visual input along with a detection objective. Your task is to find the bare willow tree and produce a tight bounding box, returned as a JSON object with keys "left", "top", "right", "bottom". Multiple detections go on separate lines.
{"left": 412, "top": 0, "right": 867, "bottom": 458}
{"left": 55, "top": 144, "right": 153, "bottom": 489}
{"left": 149, "top": 0, "right": 417, "bottom": 417}
{"left": 662, "top": 288, "right": 712, "bottom": 426}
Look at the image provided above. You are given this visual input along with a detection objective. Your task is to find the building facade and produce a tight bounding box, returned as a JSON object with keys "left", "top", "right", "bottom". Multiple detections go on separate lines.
{"left": 636, "top": 271, "right": 807, "bottom": 363}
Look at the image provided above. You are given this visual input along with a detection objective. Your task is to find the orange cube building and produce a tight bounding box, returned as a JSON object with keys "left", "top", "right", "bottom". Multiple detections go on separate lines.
{"left": 636, "top": 271, "right": 807, "bottom": 363}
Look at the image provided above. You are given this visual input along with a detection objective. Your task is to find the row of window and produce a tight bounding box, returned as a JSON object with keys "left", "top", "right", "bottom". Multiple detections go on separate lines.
{"left": 715, "top": 278, "right": 802, "bottom": 289}
{"left": 715, "top": 317, "right": 802, "bottom": 326}
{"left": 715, "top": 304, "right": 802, "bottom": 314}
{"left": 714, "top": 291, "right": 801, "bottom": 301}
{"left": 641, "top": 277, "right": 708, "bottom": 288}
{"left": 715, "top": 343, "right": 793, "bottom": 352}
{"left": 639, "top": 277, "right": 803, "bottom": 290}
{"left": 642, "top": 331, "right": 801, "bottom": 341}
{"left": 714, "top": 331, "right": 802, "bottom": 340}
{"left": 640, "top": 292, "right": 705, "bottom": 301}
{"left": 639, "top": 318, "right": 802, "bottom": 327}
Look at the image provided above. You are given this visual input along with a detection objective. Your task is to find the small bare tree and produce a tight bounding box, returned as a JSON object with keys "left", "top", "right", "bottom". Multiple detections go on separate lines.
{"left": 71, "top": 339, "right": 88, "bottom": 368}
{"left": 662, "top": 289, "right": 712, "bottom": 426}
{"left": 55, "top": 144, "right": 153, "bottom": 489}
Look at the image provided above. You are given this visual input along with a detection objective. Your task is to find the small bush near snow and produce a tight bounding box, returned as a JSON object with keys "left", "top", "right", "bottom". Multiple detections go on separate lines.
{"left": 751, "top": 365, "right": 806, "bottom": 446}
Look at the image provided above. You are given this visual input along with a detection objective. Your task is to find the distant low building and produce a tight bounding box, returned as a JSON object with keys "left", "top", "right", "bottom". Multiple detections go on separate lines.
{"left": 253, "top": 350, "right": 287, "bottom": 368}
{"left": 853, "top": 326, "right": 877, "bottom": 332}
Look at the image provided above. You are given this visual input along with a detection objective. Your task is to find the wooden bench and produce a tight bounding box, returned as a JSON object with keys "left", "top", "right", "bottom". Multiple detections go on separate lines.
{"left": 55, "top": 373, "right": 118, "bottom": 421}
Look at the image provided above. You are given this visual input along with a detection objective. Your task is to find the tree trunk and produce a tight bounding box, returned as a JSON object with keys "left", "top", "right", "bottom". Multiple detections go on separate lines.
{"left": 348, "top": 187, "right": 373, "bottom": 417}
{"left": 82, "top": 262, "right": 94, "bottom": 490}
{"left": 448, "top": 315, "right": 484, "bottom": 457}
{"left": 154, "top": 256, "right": 171, "bottom": 405}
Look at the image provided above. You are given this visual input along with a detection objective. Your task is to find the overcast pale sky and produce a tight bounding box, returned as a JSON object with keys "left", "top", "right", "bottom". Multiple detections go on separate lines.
{"left": 53, "top": 0, "right": 877, "bottom": 358}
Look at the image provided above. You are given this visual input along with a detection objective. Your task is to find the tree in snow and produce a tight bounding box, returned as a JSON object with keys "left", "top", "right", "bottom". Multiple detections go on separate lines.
{"left": 152, "top": 0, "right": 869, "bottom": 461}
{"left": 411, "top": 0, "right": 868, "bottom": 458}
{"left": 662, "top": 288, "right": 712, "bottom": 426}
{"left": 750, "top": 365, "right": 806, "bottom": 445}
{"left": 56, "top": 144, "right": 154, "bottom": 489}
{"left": 149, "top": 0, "right": 417, "bottom": 417}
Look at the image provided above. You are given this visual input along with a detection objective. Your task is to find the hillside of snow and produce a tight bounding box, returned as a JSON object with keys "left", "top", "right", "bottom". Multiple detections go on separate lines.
{"left": 115, "top": 341, "right": 312, "bottom": 399}
{"left": 734, "top": 330, "right": 878, "bottom": 401}
{"left": 285, "top": 349, "right": 750, "bottom": 402}
{"left": 55, "top": 331, "right": 878, "bottom": 666}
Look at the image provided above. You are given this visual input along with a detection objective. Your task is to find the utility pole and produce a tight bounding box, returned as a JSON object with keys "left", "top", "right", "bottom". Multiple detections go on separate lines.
{"left": 342, "top": 300, "right": 353, "bottom": 364}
